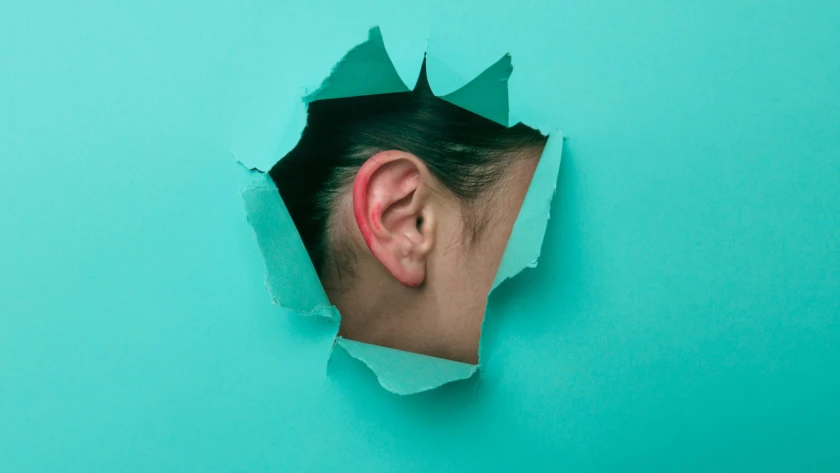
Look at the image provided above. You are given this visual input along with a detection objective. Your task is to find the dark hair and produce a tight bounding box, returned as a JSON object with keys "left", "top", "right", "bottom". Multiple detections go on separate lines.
{"left": 268, "top": 63, "right": 546, "bottom": 280}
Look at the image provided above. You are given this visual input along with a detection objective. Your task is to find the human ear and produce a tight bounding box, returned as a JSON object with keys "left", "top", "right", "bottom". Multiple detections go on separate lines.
{"left": 352, "top": 150, "right": 436, "bottom": 287}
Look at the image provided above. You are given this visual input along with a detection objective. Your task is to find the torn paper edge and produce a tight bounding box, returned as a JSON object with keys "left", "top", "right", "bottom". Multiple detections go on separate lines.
{"left": 236, "top": 26, "right": 563, "bottom": 395}
{"left": 477, "top": 131, "right": 564, "bottom": 364}
{"left": 335, "top": 338, "right": 477, "bottom": 396}
{"left": 239, "top": 168, "right": 342, "bottom": 374}
{"left": 491, "top": 132, "right": 565, "bottom": 290}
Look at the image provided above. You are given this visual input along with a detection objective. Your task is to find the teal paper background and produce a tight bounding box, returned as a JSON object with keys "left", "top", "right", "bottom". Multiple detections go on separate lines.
{"left": 2, "top": 1, "right": 838, "bottom": 471}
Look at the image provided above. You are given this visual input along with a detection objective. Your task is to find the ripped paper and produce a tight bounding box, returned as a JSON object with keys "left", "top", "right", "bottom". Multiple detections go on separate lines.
{"left": 336, "top": 338, "right": 476, "bottom": 396}
{"left": 492, "top": 132, "right": 564, "bottom": 290}
{"left": 239, "top": 26, "right": 563, "bottom": 395}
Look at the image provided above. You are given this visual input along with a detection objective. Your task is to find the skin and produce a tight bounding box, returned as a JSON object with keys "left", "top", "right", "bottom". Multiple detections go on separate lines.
{"left": 328, "top": 147, "right": 542, "bottom": 364}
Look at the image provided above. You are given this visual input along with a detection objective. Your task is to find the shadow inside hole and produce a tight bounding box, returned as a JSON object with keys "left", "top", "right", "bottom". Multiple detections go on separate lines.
{"left": 245, "top": 26, "right": 568, "bottom": 394}
{"left": 269, "top": 94, "right": 547, "bottom": 365}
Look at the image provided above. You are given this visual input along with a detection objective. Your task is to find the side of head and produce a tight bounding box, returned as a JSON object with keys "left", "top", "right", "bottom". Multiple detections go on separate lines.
{"left": 269, "top": 65, "right": 546, "bottom": 363}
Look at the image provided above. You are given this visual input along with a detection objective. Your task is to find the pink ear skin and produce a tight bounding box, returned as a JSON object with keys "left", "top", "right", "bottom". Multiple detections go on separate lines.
{"left": 353, "top": 163, "right": 376, "bottom": 250}
{"left": 352, "top": 151, "right": 431, "bottom": 288}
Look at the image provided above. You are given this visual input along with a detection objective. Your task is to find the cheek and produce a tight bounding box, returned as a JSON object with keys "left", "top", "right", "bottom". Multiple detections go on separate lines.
{"left": 465, "top": 206, "right": 518, "bottom": 285}
{"left": 491, "top": 209, "right": 519, "bottom": 257}
{"left": 486, "top": 168, "right": 538, "bottom": 261}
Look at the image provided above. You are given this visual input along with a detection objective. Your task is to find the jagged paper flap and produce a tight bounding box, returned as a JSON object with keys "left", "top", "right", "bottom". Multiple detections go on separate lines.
{"left": 241, "top": 27, "right": 562, "bottom": 395}
{"left": 337, "top": 338, "right": 477, "bottom": 395}
{"left": 305, "top": 27, "right": 410, "bottom": 102}
{"left": 241, "top": 173, "right": 332, "bottom": 314}
{"left": 492, "top": 132, "right": 564, "bottom": 289}
{"left": 440, "top": 54, "right": 512, "bottom": 126}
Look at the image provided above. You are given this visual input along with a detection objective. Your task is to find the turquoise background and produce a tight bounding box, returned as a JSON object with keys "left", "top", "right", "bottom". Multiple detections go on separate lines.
{"left": 2, "top": 1, "right": 838, "bottom": 471}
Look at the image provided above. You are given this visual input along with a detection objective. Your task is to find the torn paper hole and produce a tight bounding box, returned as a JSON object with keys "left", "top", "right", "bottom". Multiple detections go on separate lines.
{"left": 238, "top": 26, "right": 562, "bottom": 395}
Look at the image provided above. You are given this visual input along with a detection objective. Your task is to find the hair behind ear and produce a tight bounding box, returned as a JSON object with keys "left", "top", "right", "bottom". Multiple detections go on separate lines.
{"left": 269, "top": 60, "right": 546, "bottom": 278}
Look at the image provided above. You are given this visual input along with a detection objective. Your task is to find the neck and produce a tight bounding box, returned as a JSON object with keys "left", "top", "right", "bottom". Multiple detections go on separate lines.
{"left": 330, "top": 260, "right": 482, "bottom": 364}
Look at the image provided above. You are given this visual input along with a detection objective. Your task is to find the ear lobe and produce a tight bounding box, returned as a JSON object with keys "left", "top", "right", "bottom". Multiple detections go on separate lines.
{"left": 353, "top": 151, "right": 436, "bottom": 287}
